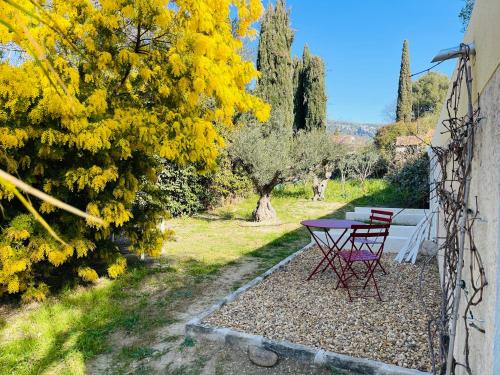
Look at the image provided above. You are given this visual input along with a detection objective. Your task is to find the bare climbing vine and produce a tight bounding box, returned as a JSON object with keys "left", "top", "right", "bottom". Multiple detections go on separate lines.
{"left": 420, "top": 45, "right": 487, "bottom": 375}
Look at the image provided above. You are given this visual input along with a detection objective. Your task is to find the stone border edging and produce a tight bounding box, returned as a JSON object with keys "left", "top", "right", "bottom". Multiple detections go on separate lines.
{"left": 185, "top": 242, "right": 431, "bottom": 375}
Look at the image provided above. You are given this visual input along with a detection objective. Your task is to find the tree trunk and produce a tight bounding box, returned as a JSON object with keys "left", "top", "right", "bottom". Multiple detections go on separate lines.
{"left": 318, "top": 179, "right": 329, "bottom": 200}
{"left": 312, "top": 175, "right": 321, "bottom": 201}
{"left": 253, "top": 193, "right": 277, "bottom": 222}
{"left": 340, "top": 170, "right": 347, "bottom": 198}
{"left": 313, "top": 170, "right": 332, "bottom": 201}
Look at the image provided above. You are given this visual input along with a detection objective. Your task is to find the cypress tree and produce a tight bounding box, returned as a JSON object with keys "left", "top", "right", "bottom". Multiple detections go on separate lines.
{"left": 396, "top": 40, "right": 412, "bottom": 123}
{"left": 302, "top": 44, "right": 312, "bottom": 69}
{"left": 256, "top": 0, "right": 294, "bottom": 130}
{"left": 293, "top": 45, "right": 327, "bottom": 131}
{"left": 292, "top": 56, "right": 305, "bottom": 131}
{"left": 303, "top": 54, "right": 327, "bottom": 130}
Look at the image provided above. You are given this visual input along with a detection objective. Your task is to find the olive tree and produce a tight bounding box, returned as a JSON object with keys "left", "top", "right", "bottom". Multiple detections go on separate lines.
{"left": 349, "top": 145, "right": 381, "bottom": 189}
{"left": 229, "top": 121, "right": 328, "bottom": 221}
{"left": 296, "top": 130, "right": 347, "bottom": 201}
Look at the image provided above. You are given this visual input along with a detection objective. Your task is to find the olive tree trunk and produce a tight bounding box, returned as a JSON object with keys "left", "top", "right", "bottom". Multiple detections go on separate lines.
{"left": 312, "top": 169, "right": 332, "bottom": 201}
{"left": 253, "top": 192, "right": 277, "bottom": 222}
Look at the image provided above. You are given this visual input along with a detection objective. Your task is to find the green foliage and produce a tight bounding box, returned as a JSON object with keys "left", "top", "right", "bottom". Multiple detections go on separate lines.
{"left": 230, "top": 124, "right": 291, "bottom": 195}
{"left": 203, "top": 152, "right": 253, "bottom": 208}
{"left": 273, "top": 179, "right": 406, "bottom": 206}
{"left": 303, "top": 56, "right": 327, "bottom": 130}
{"left": 136, "top": 154, "right": 251, "bottom": 218}
{"left": 347, "top": 145, "right": 381, "bottom": 186}
{"left": 139, "top": 162, "right": 205, "bottom": 218}
{"left": 459, "top": 0, "right": 475, "bottom": 30}
{"left": 256, "top": 0, "right": 294, "bottom": 130}
{"left": 374, "top": 115, "right": 436, "bottom": 159}
{"left": 180, "top": 336, "right": 196, "bottom": 349}
{"left": 386, "top": 152, "right": 429, "bottom": 208}
{"left": 396, "top": 40, "right": 412, "bottom": 123}
{"left": 230, "top": 125, "right": 331, "bottom": 194}
{"left": 294, "top": 129, "right": 344, "bottom": 175}
{"left": 293, "top": 45, "right": 327, "bottom": 131}
{"left": 412, "top": 72, "right": 449, "bottom": 119}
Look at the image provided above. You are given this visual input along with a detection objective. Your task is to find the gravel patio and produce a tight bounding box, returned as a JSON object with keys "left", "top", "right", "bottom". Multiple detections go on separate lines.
{"left": 204, "top": 247, "right": 441, "bottom": 372}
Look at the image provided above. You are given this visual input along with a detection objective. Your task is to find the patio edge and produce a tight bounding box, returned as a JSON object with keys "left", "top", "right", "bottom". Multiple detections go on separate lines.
{"left": 185, "top": 242, "right": 431, "bottom": 375}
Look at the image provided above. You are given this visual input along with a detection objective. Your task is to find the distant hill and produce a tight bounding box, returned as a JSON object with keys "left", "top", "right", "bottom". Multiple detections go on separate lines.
{"left": 327, "top": 120, "right": 386, "bottom": 138}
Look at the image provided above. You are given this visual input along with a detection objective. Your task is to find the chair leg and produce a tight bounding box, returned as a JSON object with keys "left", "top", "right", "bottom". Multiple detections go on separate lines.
{"left": 346, "top": 286, "right": 353, "bottom": 302}
{"left": 372, "top": 273, "right": 382, "bottom": 301}
{"left": 362, "top": 261, "right": 382, "bottom": 301}
{"left": 337, "top": 257, "right": 356, "bottom": 291}
{"left": 347, "top": 261, "right": 360, "bottom": 280}
{"left": 362, "top": 261, "right": 376, "bottom": 289}
{"left": 343, "top": 262, "right": 353, "bottom": 302}
{"left": 335, "top": 258, "right": 348, "bottom": 290}
{"left": 362, "top": 260, "right": 373, "bottom": 278}
{"left": 376, "top": 259, "right": 387, "bottom": 275}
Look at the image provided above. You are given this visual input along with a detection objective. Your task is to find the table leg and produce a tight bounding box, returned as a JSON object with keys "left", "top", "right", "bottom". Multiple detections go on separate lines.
{"left": 306, "top": 227, "right": 347, "bottom": 288}
{"left": 320, "top": 229, "right": 350, "bottom": 273}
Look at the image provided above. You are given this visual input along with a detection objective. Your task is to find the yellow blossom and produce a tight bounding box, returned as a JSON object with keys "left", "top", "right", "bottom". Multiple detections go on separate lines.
{"left": 0, "top": 0, "right": 269, "bottom": 300}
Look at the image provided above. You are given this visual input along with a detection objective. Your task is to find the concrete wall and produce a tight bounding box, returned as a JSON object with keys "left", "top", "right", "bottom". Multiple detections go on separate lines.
{"left": 432, "top": 0, "right": 500, "bottom": 374}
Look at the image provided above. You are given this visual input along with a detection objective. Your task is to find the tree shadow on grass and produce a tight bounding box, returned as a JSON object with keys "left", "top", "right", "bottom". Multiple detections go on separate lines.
{"left": 193, "top": 211, "right": 237, "bottom": 222}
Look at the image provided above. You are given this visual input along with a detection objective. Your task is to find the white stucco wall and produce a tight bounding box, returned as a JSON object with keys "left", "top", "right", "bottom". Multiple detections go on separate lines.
{"left": 431, "top": 0, "right": 500, "bottom": 374}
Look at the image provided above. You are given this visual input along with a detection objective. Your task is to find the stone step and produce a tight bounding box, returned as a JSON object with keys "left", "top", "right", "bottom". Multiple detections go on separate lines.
{"left": 345, "top": 211, "right": 425, "bottom": 226}
{"left": 353, "top": 207, "right": 429, "bottom": 215}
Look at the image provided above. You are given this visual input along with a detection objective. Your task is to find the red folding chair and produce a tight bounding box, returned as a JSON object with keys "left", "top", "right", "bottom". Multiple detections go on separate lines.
{"left": 369, "top": 209, "right": 393, "bottom": 224}
{"left": 337, "top": 224, "right": 390, "bottom": 301}
{"left": 353, "top": 209, "right": 393, "bottom": 274}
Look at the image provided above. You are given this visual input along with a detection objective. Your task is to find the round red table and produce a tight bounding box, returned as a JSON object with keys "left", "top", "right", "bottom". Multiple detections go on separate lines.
{"left": 301, "top": 219, "right": 362, "bottom": 282}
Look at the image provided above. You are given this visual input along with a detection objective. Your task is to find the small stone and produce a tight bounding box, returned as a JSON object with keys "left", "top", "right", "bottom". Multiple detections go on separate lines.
{"left": 247, "top": 345, "right": 278, "bottom": 367}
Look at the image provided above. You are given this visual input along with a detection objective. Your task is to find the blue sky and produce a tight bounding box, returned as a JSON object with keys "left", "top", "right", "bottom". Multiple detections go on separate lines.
{"left": 258, "top": 0, "right": 465, "bottom": 124}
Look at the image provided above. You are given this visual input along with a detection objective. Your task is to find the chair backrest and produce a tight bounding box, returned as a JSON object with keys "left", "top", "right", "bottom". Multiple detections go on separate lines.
{"left": 349, "top": 224, "right": 390, "bottom": 255}
{"left": 369, "top": 209, "right": 393, "bottom": 224}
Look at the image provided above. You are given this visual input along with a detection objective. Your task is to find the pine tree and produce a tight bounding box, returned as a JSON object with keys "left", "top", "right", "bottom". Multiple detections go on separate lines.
{"left": 256, "top": 0, "right": 294, "bottom": 131}
{"left": 396, "top": 40, "right": 412, "bottom": 123}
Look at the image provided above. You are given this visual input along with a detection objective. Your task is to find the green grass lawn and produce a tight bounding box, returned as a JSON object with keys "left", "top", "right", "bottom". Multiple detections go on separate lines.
{"left": 0, "top": 179, "right": 403, "bottom": 374}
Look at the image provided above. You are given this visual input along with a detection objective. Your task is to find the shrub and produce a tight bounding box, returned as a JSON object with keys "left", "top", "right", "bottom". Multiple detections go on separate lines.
{"left": 386, "top": 151, "right": 430, "bottom": 208}
{"left": 156, "top": 164, "right": 206, "bottom": 218}
{"left": 135, "top": 154, "right": 252, "bottom": 218}
{"left": 201, "top": 151, "right": 253, "bottom": 208}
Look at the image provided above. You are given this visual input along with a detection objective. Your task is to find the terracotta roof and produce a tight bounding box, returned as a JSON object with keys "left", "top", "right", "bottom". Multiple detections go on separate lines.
{"left": 395, "top": 135, "right": 423, "bottom": 147}
{"left": 332, "top": 135, "right": 356, "bottom": 144}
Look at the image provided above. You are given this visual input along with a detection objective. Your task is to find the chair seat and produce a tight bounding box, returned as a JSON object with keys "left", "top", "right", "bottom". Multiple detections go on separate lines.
{"left": 353, "top": 237, "right": 383, "bottom": 245}
{"left": 338, "top": 250, "right": 379, "bottom": 261}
